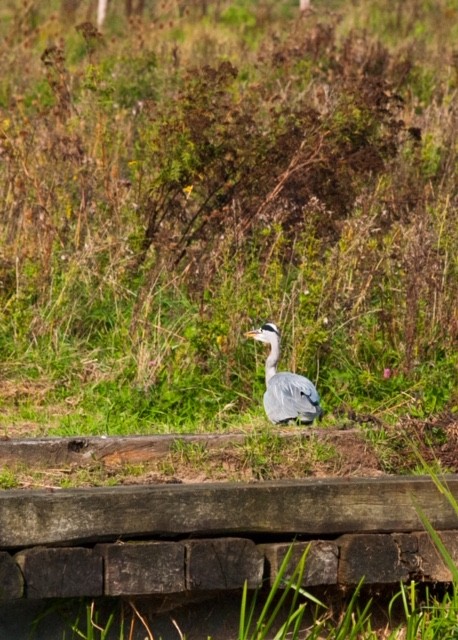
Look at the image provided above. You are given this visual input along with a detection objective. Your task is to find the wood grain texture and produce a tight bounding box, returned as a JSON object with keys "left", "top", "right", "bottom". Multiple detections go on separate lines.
{"left": 338, "top": 534, "right": 408, "bottom": 584}
{"left": 2, "top": 530, "right": 458, "bottom": 601}
{"left": 1, "top": 476, "right": 458, "bottom": 547}
{"left": 260, "top": 541, "right": 338, "bottom": 586}
{"left": 416, "top": 531, "right": 458, "bottom": 582}
{"left": 185, "top": 538, "right": 264, "bottom": 590}
{"left": 15, "top": 547, "right": 102, "bottom": 598}
{"left": 97, "top": 542, "right": 185, "bottom": 595}
{"left": 338, "top": 531, "right": 458, "bottom": 584}
{"left": 0, "top": 429, "right": 360, "bottom": 467}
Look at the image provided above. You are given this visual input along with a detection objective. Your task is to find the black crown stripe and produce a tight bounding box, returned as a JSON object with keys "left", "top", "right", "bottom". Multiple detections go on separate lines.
{"left": 261, "top": 323, "right": 280, "bottom": 335}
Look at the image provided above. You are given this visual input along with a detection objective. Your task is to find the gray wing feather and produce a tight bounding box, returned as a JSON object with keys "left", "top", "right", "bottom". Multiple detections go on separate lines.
{"left": 264, "top": 372, "right": 322, "bottom": 424}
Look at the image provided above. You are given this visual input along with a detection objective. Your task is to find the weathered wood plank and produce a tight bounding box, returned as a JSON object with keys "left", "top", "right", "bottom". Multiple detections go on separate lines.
{"left": 338, "top": 534, "right": 409, "bottom": 584}
{"left": 0, "top": 429, "right": 359, "bottom": 467}
{"left": 96, "top": 542, "right": 184, "bottom": 595}
{"left": 4, "top": 530, "right": 458, "bottom": 600}
{"left": 338, "top": 531, "right": 458, "bottom": 584}
{"left": 416, "top": 531, "right": 458, "bottom": 582}
{"left": 185, "top": 538, "right": 263, "bottom": 590}
{"left": 0, "top": 552, "right": 23, "bottom": 600}
{"left": 1, "top": 477, "right": 458, "bottom": 547}
{"left": 260, "top": 541, "right": 338, "bottom": 586}
{"left": 391, "top": 533, "right": 420, "bottom": 574}
{"left": 15, "top": 547, "right": 102, "bottom": 598}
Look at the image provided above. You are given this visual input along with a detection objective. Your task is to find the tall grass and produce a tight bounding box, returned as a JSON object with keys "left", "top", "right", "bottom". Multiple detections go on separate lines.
{"left": 0, "top": 0, "right": 457, "bottom": 436}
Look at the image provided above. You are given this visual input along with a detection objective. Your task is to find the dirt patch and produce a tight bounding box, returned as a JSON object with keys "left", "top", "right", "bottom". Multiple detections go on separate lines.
{"left": 1, "top": 413, "right": 457, "bottom": 490}
{"left": 392, "top": 413, "right": 458, "bottom": 472}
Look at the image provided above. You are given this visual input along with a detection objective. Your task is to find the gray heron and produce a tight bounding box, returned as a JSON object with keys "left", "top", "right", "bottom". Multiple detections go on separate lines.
{"left": 245, "top": 322, "right": 322, "bottom": 424}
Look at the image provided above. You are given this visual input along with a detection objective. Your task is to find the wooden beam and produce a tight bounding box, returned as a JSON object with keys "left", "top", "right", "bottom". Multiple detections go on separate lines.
{"left": 2, "top": 532, "right": 458, "bottom": 601}
{"left": 338, "top": 534, "right": 408, "bottom": 584}
{"left": 185, "top": 539, "right": 263, "bottom": 590}
{"left": 260, "top": 541, "right": 338, "bottom": 586}
{"left": 0, "top": 429, "right": 360, "bottom": 467}
{"left": 416, "top": 531, "right": 458, "bottom": 582}
{"left": 338, "top": 531, "right": 458, "bottom": 584}
{"left": 15, "top": 548, "right": 102, "bottom": 598}
{"left": 0, "top": 477, "right": 458, "bottom": 548}
{"left": 97, "top": 542, "right": 185, "bottom": 596}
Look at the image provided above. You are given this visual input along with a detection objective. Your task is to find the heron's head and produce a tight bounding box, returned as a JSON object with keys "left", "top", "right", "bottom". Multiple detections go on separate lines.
{"left": 245, "top": 322, "right": 281, "bottom": 344}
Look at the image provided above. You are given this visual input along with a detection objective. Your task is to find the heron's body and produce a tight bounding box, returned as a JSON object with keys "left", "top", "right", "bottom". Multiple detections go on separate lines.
{"left": 245, "top": 322, "right": 322, "bottom": 424}
{"left": 264, "top": 371, "right": 321, "bottom": 424}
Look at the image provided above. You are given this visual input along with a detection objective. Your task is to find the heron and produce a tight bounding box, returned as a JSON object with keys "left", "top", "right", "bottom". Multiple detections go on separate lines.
{"left": 245, "top": 322, "right": 322, "bottom": 424}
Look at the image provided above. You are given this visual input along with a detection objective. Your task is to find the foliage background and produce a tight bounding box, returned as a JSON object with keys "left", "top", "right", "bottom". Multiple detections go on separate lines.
{"left": 0, "top": 0, "right": 457, "bottom": 436}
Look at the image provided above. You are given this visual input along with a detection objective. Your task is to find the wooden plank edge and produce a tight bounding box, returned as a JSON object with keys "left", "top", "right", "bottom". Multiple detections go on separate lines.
{"left": 2, "top": 532, "right": 458, "bottom": 600}
{"left": 0, "top": 476, "right": 458, "bottom": 547}
{"left": 0, "top": 428, "right": 362, "bottom": 467}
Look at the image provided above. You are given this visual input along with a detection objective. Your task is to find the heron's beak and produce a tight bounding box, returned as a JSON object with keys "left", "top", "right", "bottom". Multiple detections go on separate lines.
{"left": 244, "top": 329, "right": 260, "bottom": 339}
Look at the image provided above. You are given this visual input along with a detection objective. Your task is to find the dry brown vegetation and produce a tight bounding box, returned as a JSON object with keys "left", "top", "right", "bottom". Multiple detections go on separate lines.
{"left": 0, "top": 0, "right": 456, "bottom": 440}
{"left": 2, "top": 412, "right": 458, "bottom": 490}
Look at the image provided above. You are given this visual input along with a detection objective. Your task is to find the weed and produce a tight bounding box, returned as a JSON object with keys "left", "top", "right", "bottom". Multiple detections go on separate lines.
{"left": 240, "top": 429, "right": 337, "bottom": 479}
{"left": 0, "top": 467, "right": 19, "bottom": 489}
{"left": 239, "top": 545, "right": 321, "bottom": 640}
{"left": 0, "top": 0, "right": 456, "bottom": 436}
{"left": 170, "top": 439, "right": 209, "bottom": 464}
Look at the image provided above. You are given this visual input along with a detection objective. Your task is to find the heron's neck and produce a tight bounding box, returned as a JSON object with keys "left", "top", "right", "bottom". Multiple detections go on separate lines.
{"left": 265, "top": 340, "right": 280, "bottom": 385}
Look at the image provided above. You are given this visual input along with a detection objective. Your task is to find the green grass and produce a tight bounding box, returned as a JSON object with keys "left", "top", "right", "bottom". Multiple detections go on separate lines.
{"left": 0, "top": 0, "right": 457, "bottom": 439}
{"left": 1, "top": 7, "right": 457, "bottom": 638}
{"left": 0, "top": 467, "right": 19, "bottom": 489}
{"left": 238, "top": 545, "right": 321, "bottom": 640}
{"left": 389, "top": 582, "right": 458, "bottom": 640}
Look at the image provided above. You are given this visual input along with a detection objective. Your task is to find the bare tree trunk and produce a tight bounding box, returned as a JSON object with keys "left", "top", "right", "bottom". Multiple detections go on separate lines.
{"left": 300, "top": 0, "right": 311, "bottom": 11}
{"left": 97, "top": 0, "right": 108, "bottom": 27}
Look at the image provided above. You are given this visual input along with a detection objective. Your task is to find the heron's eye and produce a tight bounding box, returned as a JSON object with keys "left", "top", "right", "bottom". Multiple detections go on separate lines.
{"left": 261, "top": 323, "right": 280, "bottom": 335}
